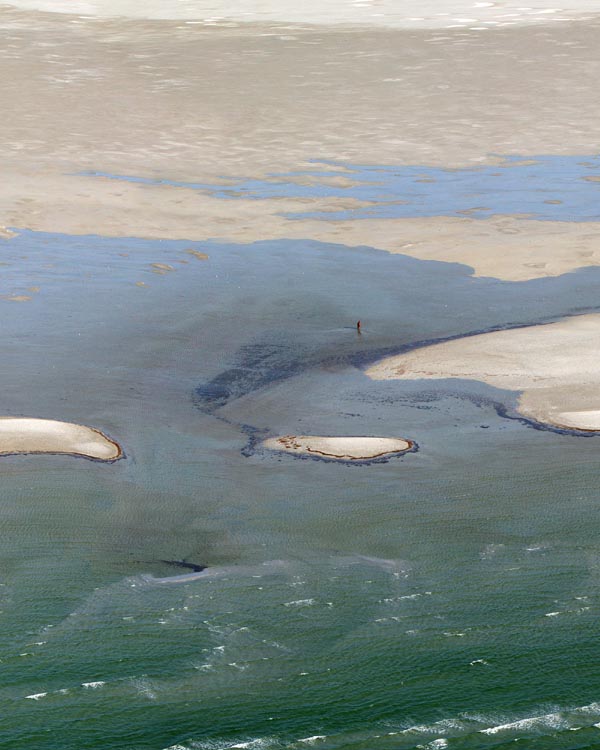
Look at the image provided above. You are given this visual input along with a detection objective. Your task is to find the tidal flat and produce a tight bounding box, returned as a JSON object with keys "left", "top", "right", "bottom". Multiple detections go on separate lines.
{"left": 3, "top": 3, "right": 600, "bottom": 749}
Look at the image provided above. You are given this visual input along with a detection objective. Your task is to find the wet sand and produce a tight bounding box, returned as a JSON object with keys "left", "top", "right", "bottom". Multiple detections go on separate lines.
{"left": 367, "top": 313, "right": 600, "bottom": 431}
{"left": 0, "top": 417, "right": 122, "bottom": 459}
{"left": 263, "top": 435, "right": 412, "bottom": 460}
{"left": 1, "top": 9, "right": 600, "bottom": 289}
{"left": 6, "top": 171, "right": 600, "bottom": 281}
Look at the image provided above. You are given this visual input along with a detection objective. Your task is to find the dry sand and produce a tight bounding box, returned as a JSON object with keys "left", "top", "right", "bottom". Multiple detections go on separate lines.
{"left": 0, "top": 10, "right": 599, "bottom": 281}
{"left": 2, "top": 0, "right": 599, "bottom": 28}
{"left": 0, "top": 417, "right": 122, "bottom": 459}
{"left": 367, "top": 313, "right": 600, "bottom": 431}
{"left": 0, "top": 10, "right": 599, "bottom": 285}
{"left": 0, "top": 9, "right": 598, "bottom": 287}
{"left": 263, "top": 435, "right": 412, "bottom": 460}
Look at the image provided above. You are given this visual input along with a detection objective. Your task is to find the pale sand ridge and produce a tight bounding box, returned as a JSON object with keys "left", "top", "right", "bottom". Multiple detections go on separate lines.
{"left": 2, "top": 0, "right": 599, "bottom": 28}
{"left": 263, "top": 435, "right": 412, "bottom": 460}
{"left": 0, "top": 418, "right": 122, "bottom": 459}
{"left": 367, "top": 313, "right": 600, "bottom": 431}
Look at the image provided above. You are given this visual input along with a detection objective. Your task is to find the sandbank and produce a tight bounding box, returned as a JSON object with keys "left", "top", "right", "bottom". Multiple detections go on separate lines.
{"left": 263, "top": 435, "right": 412, "bottom": 460}
{"left": 6, "top": 170, "right": 600, "bottom": 282}
{"left": 367, "top": 313, "right": 600, "bottom": 431}
{"left": 3, "top": 0, "right": 599, "bottom": 28}
{"left": 0, "top": 417, "right": 122, "bottom": 460}
{"left": 1, "top": 12, "right": 600, "bottom": 266}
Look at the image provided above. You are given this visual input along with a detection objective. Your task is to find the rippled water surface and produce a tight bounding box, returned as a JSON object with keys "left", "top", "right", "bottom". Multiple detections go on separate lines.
{"left": 2, "top": 202, "right": 600, "bottom": 748}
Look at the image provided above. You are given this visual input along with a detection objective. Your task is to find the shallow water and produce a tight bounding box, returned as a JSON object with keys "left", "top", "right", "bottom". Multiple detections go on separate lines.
{"left": 83, "top": 153, "right": 600, "bottom": 221}
{"left": 2, "top": 212, "right": 600, "bottom": 748}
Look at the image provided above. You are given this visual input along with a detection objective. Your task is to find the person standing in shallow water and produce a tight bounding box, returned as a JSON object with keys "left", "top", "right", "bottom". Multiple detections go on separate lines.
{"left": 357, "top": 320, "right": 361, "bottom": 331}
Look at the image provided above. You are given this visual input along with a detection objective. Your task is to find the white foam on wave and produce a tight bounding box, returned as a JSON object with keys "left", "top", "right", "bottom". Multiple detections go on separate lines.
{"left": 298, "top": 737, "right": 326, "bottom": 744}
{"left": 278, "top": 702, "right": 600, "bottom": 749}
{"left": 480, "top": 711, "right": 567, "bottom": 735}
{"left": 397, "top": 718, "right": 467, "bottom": 736}
{"left": 82, "top": 680, "right": 105, "bottom": 689}
{"left": 25, "top": 692, "right": 47, "bottom": 700}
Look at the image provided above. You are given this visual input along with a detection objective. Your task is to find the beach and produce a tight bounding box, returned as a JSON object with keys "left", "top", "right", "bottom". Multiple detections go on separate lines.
{"left": 367, "top": 313, "right": 600, "bottom": 431}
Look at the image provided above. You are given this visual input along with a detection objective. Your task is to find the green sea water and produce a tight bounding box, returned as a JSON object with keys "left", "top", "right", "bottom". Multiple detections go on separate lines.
{"left": 2, "top": 227, "right": 600, "bottom": 749}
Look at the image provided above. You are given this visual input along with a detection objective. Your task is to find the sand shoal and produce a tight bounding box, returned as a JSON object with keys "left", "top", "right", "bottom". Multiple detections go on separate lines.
{"left": 0, "top": 417, "right": 122, "bottom": 460}
{"left": 3, "top": 0, "right": 599, "bottom": 27}
{"left": 263, "top": 435, "right": 411, "bottom": 460}
{"left": 7, "top": 170, "right": 600, "bottom": 282}
{"left": 2, "top": 11, "right": 600, "bottom": 274}
{"left": 367, "top": 313, "right": 600, "bottom": 431}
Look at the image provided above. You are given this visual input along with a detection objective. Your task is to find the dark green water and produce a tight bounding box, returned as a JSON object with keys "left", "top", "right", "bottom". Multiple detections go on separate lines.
{"left": 2, "top": 227, "right": 600, "bottom": 749}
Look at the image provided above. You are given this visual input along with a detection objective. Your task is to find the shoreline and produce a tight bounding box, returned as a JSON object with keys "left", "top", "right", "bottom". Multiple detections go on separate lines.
{"left": 366, "top": 313, "right": 600, "bottom": 433}
{"left": 0, "top": 418, "right": 123, "bottom": 461}
{"left": 262, "top": 435, "right": 414, "bottom": 462}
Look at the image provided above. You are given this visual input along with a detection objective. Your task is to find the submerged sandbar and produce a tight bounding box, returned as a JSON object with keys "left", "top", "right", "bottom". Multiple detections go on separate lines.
{"left": 263, "top": 435, "right": 412, "bottom": 461}
{"left": 0, "top": 417, "right": 122, "bottom": 460}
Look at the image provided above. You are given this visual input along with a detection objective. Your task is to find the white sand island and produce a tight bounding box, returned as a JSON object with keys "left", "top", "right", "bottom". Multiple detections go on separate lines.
{"left": 367, "top": 313, "right": 600, "bottom": 432}
{"left": 0, "top": 418, "right": 122, "bottom": 460}
{"left": 263, "top": 435, "right": 412, "bottom": 460}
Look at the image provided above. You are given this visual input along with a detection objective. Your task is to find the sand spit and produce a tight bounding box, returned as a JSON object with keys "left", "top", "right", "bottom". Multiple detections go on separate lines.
{"left": 367, "top": 313, "right": 600, "bottom": 431}
{"left": 0, "top": 418, "right": 122, "bottom": 460}
{"left": 263, "top": 435, "right": 412, "bottom": 460}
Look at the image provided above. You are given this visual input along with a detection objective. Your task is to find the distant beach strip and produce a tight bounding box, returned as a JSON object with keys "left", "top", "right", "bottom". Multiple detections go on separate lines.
{"left": 263, "top": 435, "right": 414, "bottom": 461}
{"left": 0, "top": 417, "right": 122, "bottom": 461}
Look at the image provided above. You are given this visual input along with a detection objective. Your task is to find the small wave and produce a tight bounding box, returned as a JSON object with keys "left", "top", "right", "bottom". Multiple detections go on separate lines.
{"left": 82, "top": 681, "right": 105, "bottom": 689}
{"left": 479, "top": 543, "right": 505, "bottom": 560}
{"left": 25, "top": 692, "right": 47, "bottom": 700}
{"left": 132, "top": 677, "right": 158, "bottom": 700}
{"left": 381, "top": 593, "right": 429, "bottom": 603}
{"left": 480, "top": 711, "right": 568, "bottom": 735}
{"left": 298, "top": 737, "right": 326, "bottom": 744}
{"left": 283, "top": 599, "right": 316, "bottom": 607}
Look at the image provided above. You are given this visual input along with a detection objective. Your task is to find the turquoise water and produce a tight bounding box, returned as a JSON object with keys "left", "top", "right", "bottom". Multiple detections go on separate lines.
{"left": 3, "top": 163, "right": 600, "bottom": 749}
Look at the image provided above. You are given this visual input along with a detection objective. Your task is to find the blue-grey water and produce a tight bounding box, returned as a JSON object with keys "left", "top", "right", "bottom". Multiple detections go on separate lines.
{"left": 4, "top": 159, "right": 600, "bottom": 749}
{"left": 82, "top": 153, "right": 600, "bottom": 221}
